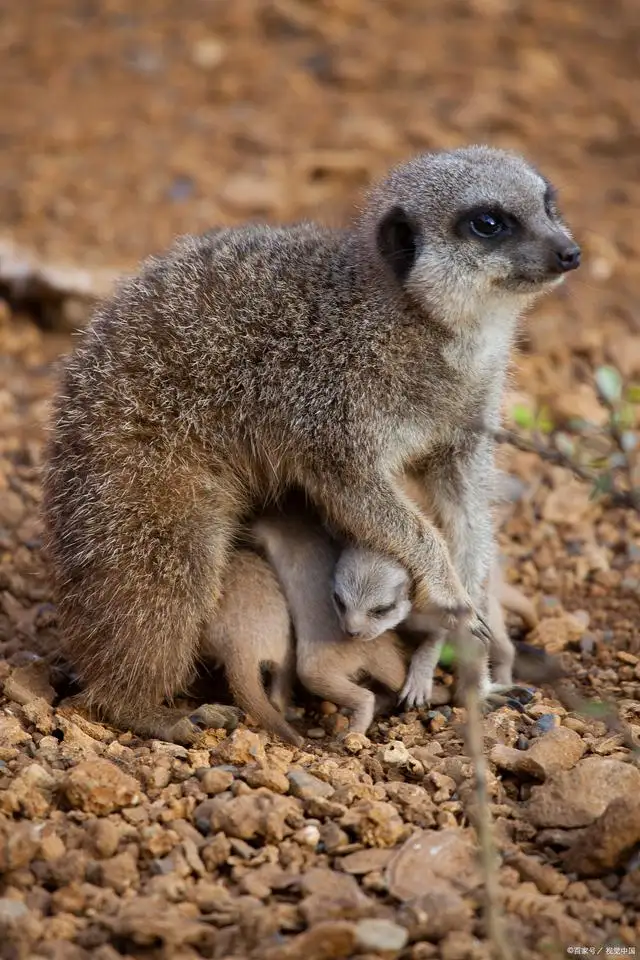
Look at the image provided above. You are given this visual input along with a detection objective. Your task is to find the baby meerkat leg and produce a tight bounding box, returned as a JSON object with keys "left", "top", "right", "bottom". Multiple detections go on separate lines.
{"left": 299, "top": 667, "right": 377, "bottom": 738}
{"left": 363, "top": 634, "right": 408, "bottom": 695}
{"left": 269, "top": 643, "right": 297, "bottom": 716}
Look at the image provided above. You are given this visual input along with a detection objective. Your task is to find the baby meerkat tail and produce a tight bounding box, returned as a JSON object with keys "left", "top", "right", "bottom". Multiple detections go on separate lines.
{"left": 225, "top": 658, "right": 303, "bottom": 747}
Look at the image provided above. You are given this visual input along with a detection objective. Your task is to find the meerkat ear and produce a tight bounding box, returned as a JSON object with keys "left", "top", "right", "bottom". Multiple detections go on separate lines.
{"left": 376, "top": 205, "right": 421, "bottom": 281}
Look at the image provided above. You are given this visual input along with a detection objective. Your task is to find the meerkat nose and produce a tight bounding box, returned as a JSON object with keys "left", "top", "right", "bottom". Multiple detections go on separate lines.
{"left": 554, "top": 243, "right": 581, "bottom": 273}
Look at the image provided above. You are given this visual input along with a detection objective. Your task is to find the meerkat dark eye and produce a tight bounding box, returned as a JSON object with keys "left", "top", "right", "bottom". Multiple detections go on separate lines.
{"left": 371, "top": 602, "right": 396, "bottom": 617}
{"left": 376, "top": 205, "right": 421, "bottom": 281}
{"left": 333, "top": 591, "right": 346, "bottom": 613}
{"left": 468, "top": 212, "right": 509, "bottom": 239}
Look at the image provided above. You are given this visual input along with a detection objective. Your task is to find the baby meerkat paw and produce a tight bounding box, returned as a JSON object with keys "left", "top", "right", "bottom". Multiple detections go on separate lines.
{"left": 399, "top": 669, "right": 434, "bottom": 710}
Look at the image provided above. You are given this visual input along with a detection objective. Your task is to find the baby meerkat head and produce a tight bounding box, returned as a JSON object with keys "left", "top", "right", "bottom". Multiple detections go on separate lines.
{"left": 362, "top": 145, "right": 580, "bottom": 325}
{"left": 332, "top": 546, "right": 412, "bottom": 641}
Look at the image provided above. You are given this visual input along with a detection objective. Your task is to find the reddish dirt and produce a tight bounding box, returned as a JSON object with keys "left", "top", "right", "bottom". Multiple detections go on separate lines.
{"left": 1, "top": 2, "right": 640, "bottom": 958}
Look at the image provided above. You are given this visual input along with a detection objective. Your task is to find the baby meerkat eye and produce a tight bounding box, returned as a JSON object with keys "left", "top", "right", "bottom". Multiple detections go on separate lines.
{"left": 371, "top": 602, "right": 396, "bottom": 617}
{"left": 467, "top": 211, "right": 511, "bottom": 239}
{"left": 332, "top": 591, "right": 346, "bottom": 613}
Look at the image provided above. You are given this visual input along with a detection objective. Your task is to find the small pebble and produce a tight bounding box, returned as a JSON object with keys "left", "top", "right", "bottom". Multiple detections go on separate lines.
{"left": 306, "top": 728, "right": 326, "bottom": 739}
{"left": 533, "top": 714, "right": 558, "bottom": 735}
{"left": 580, "top": 635, "right": 595, "bottom": 655}
{"left": 516, "top": 735, "right": 529, "bottom": 751}
{"left": 355, "top": 917, "right": 409, "bottom": 952}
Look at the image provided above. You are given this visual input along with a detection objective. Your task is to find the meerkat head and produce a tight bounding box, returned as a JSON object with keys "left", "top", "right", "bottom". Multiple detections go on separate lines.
{"left": 361, "top": 145, "right": 580, "bottom": 325}
{"left": 332, "top": 546, "right": 412, "bottom": 641}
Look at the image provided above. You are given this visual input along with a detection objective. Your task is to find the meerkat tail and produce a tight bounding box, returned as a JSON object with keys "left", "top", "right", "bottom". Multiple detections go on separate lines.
{"left": 224, "top": 661, "right": 302, "bottom": 747}
{"left": 497, "top": 581, "right": 538, "bottom": 631}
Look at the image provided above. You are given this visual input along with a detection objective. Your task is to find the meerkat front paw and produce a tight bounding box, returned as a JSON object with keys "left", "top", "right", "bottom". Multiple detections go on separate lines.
{"left": 399, "top": 666, "right": 435, "bottom": 709}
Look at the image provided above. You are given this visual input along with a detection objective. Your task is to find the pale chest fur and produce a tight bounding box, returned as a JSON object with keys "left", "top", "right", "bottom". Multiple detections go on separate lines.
{"left": 385, "top": 304, "right": 519, "bottom": 472}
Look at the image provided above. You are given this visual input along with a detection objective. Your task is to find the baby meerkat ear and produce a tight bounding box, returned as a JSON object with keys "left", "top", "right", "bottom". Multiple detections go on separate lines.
{"left": 376, "top": 205, "right": 421, "bottom": 282}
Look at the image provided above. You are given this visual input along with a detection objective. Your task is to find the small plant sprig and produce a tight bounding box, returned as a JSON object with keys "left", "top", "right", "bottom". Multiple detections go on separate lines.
{"left": 498, "top": 365, "right": 640, "bottom": 511}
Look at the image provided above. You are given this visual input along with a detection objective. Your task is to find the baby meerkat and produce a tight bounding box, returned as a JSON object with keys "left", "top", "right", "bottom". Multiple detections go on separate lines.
{"left": 333, "top": 473, "right": 539, "bottom": 704}
{"left": 252, "top": 511, "right": 409, "bottom": 737}
{"left": 332, "top": 547, "right": 536, "bottom": 704}
{"left": 43, "top": 146, "right": 578, "bottom": 742}
{"left": 201, "top": 549, "right": 302, "bottom": 747}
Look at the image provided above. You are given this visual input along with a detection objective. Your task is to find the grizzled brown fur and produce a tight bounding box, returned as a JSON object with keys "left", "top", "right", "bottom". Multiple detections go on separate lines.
{"left": 42, "top": 146, "right": 577, "bottom": 742}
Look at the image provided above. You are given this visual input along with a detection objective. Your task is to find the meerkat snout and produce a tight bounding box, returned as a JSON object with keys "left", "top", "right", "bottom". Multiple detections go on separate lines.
{"left": 363, "top": 145, "right": 580, "bottom": 324}
{"left": 333, "top": 547, "right": 413, "bottom": 641}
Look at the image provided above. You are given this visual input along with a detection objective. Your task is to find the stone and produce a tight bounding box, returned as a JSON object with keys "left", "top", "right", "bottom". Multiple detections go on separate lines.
{"left": 341, "top": 800, "right": 406, "bottom": 848}
{"left": 200, "top": 768, "right": 234, "bottom": 795}
{"left": 525, "top": 756, "right": 640, "bottom": 828}
{"left": 99, "top": 851, "right": 140, "bottom": 894}
{"left": 354, "top": 918, "right": 409, "bottom": 954}
{"left": 339, "top": 848, "right": 394, "bottom": 875}
{"left": 386, "top": 828, "right": 480, "bottom": 901}
{"left": 206, "top": 789, "right": 302, "bottom": 842}
{"left": 287, "top": 768, "right": 335, "bottom": 800}
{"left": 0, "top": 820, "right": 42, "bottom": 871}
{"left": 212, "top": 729, "right": 267, "bottom": 766}
{"left": 3, "top": 662, "right": 55, "bottom": 705}
{"left": 0, "top": 712, "right": 31, "bottom": 747}
{"left": 504, "top": 850, "right": 569, "bottom": 894}
{"left": 490, "top": 727, "right": 585, "bottom": 780}
{"left": 62, "top": 759, "right": 142, "bottom": 815}
{"left": 300, "top": 870, "right": 376, "bottom": 925}
{"left": 262, "top": 920, "right": 357, "bottom": 960}
{"left": 341, "top": 732, "right": 371, "bottom": 753}
{"left": 242, "top": 764, "right": 290, "bottom": 794}
{"left": 398, "top": 887, "right": 473, "bottom": 941}
{"left": 563, "top": 794, "right": 640, "bottom": 877}
{"left": 0, "top": 898, "right": 28, "bottom": 923}
{"left": 530, "top": 613, "right": 587, "bottom": 653}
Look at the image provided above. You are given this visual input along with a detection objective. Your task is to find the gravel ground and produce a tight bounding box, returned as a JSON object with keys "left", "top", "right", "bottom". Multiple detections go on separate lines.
{"left": 1, "top": 1, "right": 640, "bottom": 958}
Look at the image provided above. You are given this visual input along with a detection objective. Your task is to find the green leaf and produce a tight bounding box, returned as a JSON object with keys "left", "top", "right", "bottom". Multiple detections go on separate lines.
{"left": 613, "top": 405, "right": 635, "bottom": 430}
{"left": 626, "top": 383, "right": 640, "bottom": 405}
{"left": 590, "top": 472, "right": 614, "bottom": 500}
{"left": 438, "top": 643, "right": 456, "bottom": 668}
{"left": 511, "top": 404, "right": 536, "bottom": 429}
{"left": 535, "top": 406, "right": 554, "bottom": 434}
{"left": 595, "top": 365, "right": 623, "bottom": 405}
{"left": 578, "top": 700, "right": 612, "bottom": 719}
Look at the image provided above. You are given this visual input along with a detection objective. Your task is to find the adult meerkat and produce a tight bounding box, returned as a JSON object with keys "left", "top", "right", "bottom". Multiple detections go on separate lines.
{"left": 42, "top": 146, "right": 579, "bottom": 743}
{"left": 201, "top": 549, "right": 302, "bottom": 746}
{"left": 252, "top": 511, "right": 409, "bottom": 737}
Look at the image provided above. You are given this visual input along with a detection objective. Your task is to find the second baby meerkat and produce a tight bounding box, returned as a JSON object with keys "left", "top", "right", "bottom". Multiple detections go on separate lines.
{"left": 251, "top": 509, "right": 409, "bottom": 737}
{"left": 201, "top": 549, "right": 302, "bottom": 747}
{"left": 43, "top": 145, "right": 578, "bottom": 742}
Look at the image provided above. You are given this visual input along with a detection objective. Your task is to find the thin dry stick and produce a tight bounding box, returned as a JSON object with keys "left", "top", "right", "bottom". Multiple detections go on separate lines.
{"left": 493, "top": 428, "right": 640, "bottom": 511}
{"left": 593, "top": 380, "right": 640, "bottom": 511}
{"left": 454, "top": 626, "right": 511, "bottom": 960}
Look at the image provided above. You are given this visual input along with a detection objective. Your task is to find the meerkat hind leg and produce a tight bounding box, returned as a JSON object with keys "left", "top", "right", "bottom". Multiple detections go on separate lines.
{"left": 481, "top": 591, "right": 535, "bottom": 713}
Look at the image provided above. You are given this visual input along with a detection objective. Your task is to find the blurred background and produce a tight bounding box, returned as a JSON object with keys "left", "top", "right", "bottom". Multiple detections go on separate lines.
{"left": 1, "top": 0, "right": 639, "bottom": 375}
